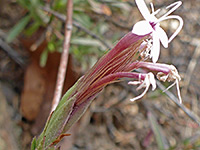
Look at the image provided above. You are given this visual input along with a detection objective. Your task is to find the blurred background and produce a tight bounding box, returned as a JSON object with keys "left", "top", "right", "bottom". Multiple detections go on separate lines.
{"left": 0, "top": 0, "right": 200, "bottom": 149}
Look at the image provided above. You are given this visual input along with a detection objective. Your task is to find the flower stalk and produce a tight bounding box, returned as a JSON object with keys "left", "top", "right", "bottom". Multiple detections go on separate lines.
{"left": 32, "top": 33, "right": 182, "bottom": 149}
{"left": 32, "top": 32, "right": 151, "bottom": 149}
{"left": 31, "top": 0, "right": 184, "bottom": 149}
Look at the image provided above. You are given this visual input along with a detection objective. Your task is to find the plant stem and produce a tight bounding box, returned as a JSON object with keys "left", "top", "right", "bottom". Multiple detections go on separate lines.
{"left": 51, "top": 0, "right": 73, "bottom": 112}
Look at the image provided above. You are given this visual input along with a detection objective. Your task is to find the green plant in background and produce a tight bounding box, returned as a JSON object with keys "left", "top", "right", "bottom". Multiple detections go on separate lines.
{"left": 6, "top": 0, "right": 48, "bottom": 43}
{"left": 7, "top": 0, "right": 132, "bottom": 68}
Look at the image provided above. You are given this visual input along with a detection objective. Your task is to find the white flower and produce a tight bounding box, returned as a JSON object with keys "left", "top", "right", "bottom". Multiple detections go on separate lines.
{"left": 132, "top": 0, "right": 183, "bottom": 63}
{"left": 157, "top": 65, "right": 182, "bottom": 103}
{"left": 129, "top": 72, "right": 156, "bottom": 101}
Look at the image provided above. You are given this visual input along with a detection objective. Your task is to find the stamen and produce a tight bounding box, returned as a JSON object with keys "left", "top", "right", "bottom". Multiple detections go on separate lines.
{"left": 150, "top": 3, "right": 154, "bottom": 13}
{"left": 157, "top": 65, "right": 182, "bottom": 103}
{"left": 150, "top": 3, "right": 161, "bottom": 16}
{"left": 159, "top": 1, "right": 182, "bottom": 21}
{"left": 153, "top": 9, "right": 161, "bottom": 16}
{"left": 151, "top": 1, "right": 183, "bottom": 43}
{"left": 163, "top": 79, "right": 182, "bottom": 104}
{"left": 157, "top": 15, "right": 183, "bottom": 43}
{"left": 130, "top": 84, "right": 149, "bottom": 101}
{"left": 139, "top": 39, "right": 153, "bottom": 59}
{"left": 163, "top": 81, "right": 176, "bottom": 92}
{"left": 176, "top": 79, "right": 182, "bottom": 104}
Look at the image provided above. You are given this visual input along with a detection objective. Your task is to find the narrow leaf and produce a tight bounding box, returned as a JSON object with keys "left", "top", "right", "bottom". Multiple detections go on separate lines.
{"left": 36, "top": 95, "right": 77, "bottom": 149}
{"left": 71, "top": 37, "right": 106, "bottom": 49}
{"left": 6, "top": 15, "right": 31, "bottom": 43}
{"left": 31, "top": 137, "right": 37, "bottom": 150}
{"left": 63, "top": 92, "right": 101, "bottom": 132}
{"left": 56, "top": 77, "right": 82, "bottom": 111}
{"left": 40, "top": 50, "right": 48, "bottom": 67}
{"left": 148, "top": 111, "right": 169, "bottom": 150}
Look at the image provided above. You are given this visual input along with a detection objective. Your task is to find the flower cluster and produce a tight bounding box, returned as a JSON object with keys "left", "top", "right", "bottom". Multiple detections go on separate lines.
{"left": 131, "top": 0, "right": 183, "bottom": 103}
{"left": 32, "top": 0, "right": 183, "bottom": 149}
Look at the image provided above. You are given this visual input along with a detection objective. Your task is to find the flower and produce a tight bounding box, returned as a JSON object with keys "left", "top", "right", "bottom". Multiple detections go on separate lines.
{"left": 128, "top": 72, "right": 156, "bottom": 101}
{"left": 157, "top": 65, "right": 182, "bottom": 103}
{"left": 135, "top": 62, "right": 182, "bottom": 103}
{"left": 132, "top": 0, "right": 183, "bottom": 63}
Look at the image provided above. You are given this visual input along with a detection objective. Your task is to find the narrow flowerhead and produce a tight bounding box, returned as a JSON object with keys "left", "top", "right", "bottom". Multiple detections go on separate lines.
{"left": 132, "top": 0, "right": 183, "bottom": 63}
{"left": 34, "top": 2, "right": 185, "bottom": 148}
{"left": 74, "top": 32, "right": 150, "bottom": 106}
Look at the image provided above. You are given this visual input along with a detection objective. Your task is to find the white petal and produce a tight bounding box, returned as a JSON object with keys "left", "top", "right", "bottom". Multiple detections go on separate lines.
{"left": 149, "top": 72, "right": 157, "bottom": 91}
{"left": 151, "top": 31, "right": 160, "bottom": 63}
{"left": 128, "top": 81, "right": 141, "bottom": 85}
{"left": 132, "top": 20, "right": 153, "bottom": 35}
{"left": 176, "top": 79, "right": 182, "bottom": 104}
{"left": 130, "top": 72, "right": 156, "bottom": 101}
{"left": 135, "top": 0, "right": 151, "bottom": 21}
{"left": 156, "top": 27, "right": 168, "bottom": 48}
{"left": 157, "top": 15, "right": 183, "bottom": 43}
{"left": 130, "top": 86, "right": 149, "bottom": 101}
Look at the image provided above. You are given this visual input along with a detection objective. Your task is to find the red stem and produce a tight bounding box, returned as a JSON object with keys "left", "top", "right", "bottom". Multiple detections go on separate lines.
{"left": 75, "top": 72, "right": 146, "bottom": 105}
{"left": 137, "top": 62, "right": 170, "bottom": 74}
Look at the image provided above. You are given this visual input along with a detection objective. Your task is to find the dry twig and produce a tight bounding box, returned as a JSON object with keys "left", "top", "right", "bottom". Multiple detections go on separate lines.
{"left": 51, "top": 0, "right": 73, "bottom": 112}
{"left": 157, "top": 81, "right": 200, "bottom": 126}
{"left": 182, "top": 40, "right": 200, "bottom": 95}
{"left": 0, "top": 38, "right": 25, "bottom": 68}
{"left": 118, "top": 80, "right": 200, "bottom": 126}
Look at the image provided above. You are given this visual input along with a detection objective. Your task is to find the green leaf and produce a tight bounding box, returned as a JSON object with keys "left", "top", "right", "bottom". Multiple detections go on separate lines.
{"left": 63, "top": 95, "right": 93, "bottom": 132}
{"left": 53, "top": 0, "right": 67, "bottom": 10}
{"left": 71, "top": 37, "right": 106, "bottom": 49}
{"left": 57, "top": 77, "right": 82, "bottom": 111}
{"left": 31, "top": 137, "right": 37, "bottom": 150}
{"left": 148, "top": 111, "right": 169, "bottom": 150}
{"left": 63, "top": 90, "right": 103, "bottom": 133}
{"left": 6, "top": 15, "right": 31, "bottom": 43}
{"left": 40, "top": 50, "right": 48, "bottom": 67}
{"left": 17, "top": 0, "right": 31, "bottom": 10}
{"left": 36, "top": 95, "right": 77, "bottom": 149}
{"left": 111, "top": 2, "right": 131, "bottom": 11}
{"left": 73, "top": 13, "right": 92, "bottom": 28}
{"left": 24, "top": 21, "right": 40, "bottom": 36}
{"left": 47, "top": 42, "right": 56, "bottom": 52}
{"left": 36, "top": 79, "right": 81, "bottom": 149}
